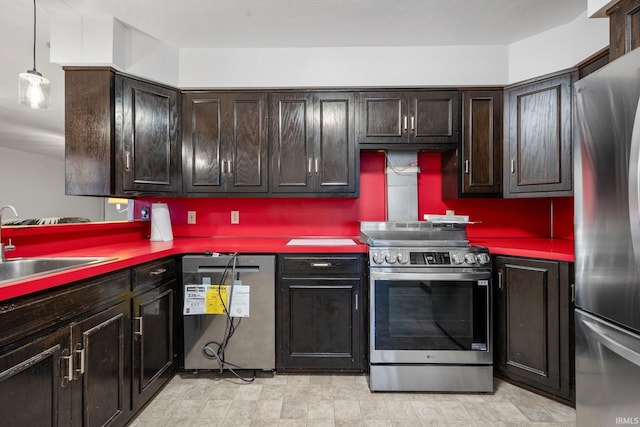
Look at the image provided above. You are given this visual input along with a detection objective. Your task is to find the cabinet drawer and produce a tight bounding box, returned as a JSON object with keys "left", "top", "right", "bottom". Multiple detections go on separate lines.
{"left": 280, "top": 255, "right": 362, "bottom": 277}
{"left": 0, "top": 271, "right": 130, "bottom": 349}
{"left": 132, "top": 258, "right": 176, "bottom": 293}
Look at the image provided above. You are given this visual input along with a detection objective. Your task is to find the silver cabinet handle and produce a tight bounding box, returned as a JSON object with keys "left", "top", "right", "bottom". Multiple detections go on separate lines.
{"left": 571, "top": 283, "right": 576, "bottom": 303}
{"left": 222, "top": 160, "right": 227, "bottom": 174}
{"left": 61, "top": 352, "right": 73, "bottom": 387}
{"left": 510, "top": 159, "right": 515, "bottom": 174}
{"left": 311, "top": 262, "right": 332, "bottom": 267}
{"left": 314, "top": 158, "right": 319, "bottom": 175}
{"left": 464, "top": 160, "right": 469, "bottom": 174}
{"left": 410, "top": 116, "right": 415, "bottom": 131}
{"left": 134, "top": 316, "right": 143, "bottom": 336}
{"left": 75, "top": 346, "right": 85, "bottom": 376}
{"left": 355, "top": 292, "right": 359, "bottom": 311}
{"left": 403, "top": 116, "right": 408, "bottom": 132}
{"left": 498, "top": 271, "right": 503, "bottom": 289}
{"left": 149, "top": 268, "right": 167, "bottom": 276}
{"left": 228, "top": 160, "right": 233, "bottom": 174}
{"left": 125, "top": 151, "right": 131, "bottom": 171}
{"left": 308, "top": 158, "right": 313, "bottom": 175}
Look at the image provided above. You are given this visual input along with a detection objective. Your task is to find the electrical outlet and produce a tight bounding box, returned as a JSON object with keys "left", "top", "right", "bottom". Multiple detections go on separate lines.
{"left": 187, "top": 211, "right": 196, "bottom": 224}
{"left": 231, "top": 210, "right": 240, "bottom": 224}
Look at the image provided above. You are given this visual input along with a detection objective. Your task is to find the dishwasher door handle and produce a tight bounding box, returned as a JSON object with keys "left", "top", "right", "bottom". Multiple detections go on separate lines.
{"left": 195, "top": 267, "right": 261, "bottom": 274}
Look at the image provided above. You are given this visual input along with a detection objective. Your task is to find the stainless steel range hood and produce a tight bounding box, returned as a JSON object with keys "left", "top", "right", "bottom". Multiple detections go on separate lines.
{"left": 386, "top": 151, "right": 418, "bottom": 221}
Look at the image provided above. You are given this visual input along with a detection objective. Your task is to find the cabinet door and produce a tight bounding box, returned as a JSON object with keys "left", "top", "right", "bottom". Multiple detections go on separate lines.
{"left": 278, "top": 278, "right": 363, "bottom": 370}
{"left": 608, "top": 0, "right": 640, "bottom": 60}
{"left": 270, "top": 93, "right": 314, "bottom": 192}
{"left": 182, "top": 94, "right": 224, "bottom": 193}
{"left": 495, "top": 256, "right": 573, "bottom": 400}
{"left": 132, "top": 284, "right": 174, "bottom": 409}
{"left": 0, "top": 327, "right": 72, "bottom": 427}
{"left": 227, "top": 93, "right": 269, "bottom": 192}
{"left": 410, "top": 91, "right": 461, "bottom": 145}
{"left": 313, "top": 92, "right": 357, "bottom": 194}
{"left": 504, "top": 73, "right": 573, "bottom": 197}
{"left": 71, "top": 301, "right": 130, "bottom": 427}
{"left": 358, "top": 92, "right": 408, "bottom": 144}
{"left": 183, "top": 92, "right": 268, "bottom": 194}
{"left": 118, "top": 76, "right": 180, "bottom": 195}
{"left": 462, "top": 90, "right": 502, "bottom": 194}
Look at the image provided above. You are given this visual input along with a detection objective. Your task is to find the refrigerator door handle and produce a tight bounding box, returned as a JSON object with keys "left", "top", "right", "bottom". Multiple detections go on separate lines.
{"left": 583, "top": 318, "right": 640, "bottom": 367}
{"left": 627, "top": 98, "right": 640, "bottom": 259}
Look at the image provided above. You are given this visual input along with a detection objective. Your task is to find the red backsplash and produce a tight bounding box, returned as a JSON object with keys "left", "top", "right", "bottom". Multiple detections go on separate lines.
{"left": 136, "top": 151, "right": 574, "bottom": 240}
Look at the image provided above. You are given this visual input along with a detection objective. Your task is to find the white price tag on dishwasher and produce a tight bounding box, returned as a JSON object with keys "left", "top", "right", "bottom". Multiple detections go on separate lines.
{"left": 229, "top": 285, "right": 250, "bottom": 317}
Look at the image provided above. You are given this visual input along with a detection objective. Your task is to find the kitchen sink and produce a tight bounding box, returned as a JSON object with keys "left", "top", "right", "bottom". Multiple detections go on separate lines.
{"left": 0, "top": 257, "right": 114, "bottom": 285}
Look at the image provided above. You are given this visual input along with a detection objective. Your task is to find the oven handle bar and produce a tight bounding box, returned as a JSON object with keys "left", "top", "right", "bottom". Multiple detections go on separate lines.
{"left": 369, "top": 269, "right": 490, "bottom": 282}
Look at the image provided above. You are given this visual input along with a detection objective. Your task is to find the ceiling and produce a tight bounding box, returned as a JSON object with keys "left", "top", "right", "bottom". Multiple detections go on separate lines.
{"left": 0, "top": 0, "right": 589, "bottom": 161}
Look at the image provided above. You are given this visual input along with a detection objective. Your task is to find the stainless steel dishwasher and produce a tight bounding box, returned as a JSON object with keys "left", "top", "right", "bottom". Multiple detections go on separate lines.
{"left": 182, "top": 254, "right": 275, "bottom": 371}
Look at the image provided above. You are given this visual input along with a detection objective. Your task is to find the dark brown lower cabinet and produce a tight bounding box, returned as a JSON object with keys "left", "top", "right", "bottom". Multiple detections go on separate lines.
{"left": 0, "top": 326, "right": 72, "bottom": 427}
{"left": 132, "top": 283, "right": 174, "bottom": 409}
{"left": 0, "top": 258, "right": 177, "bottom": 426}
{"left": 277, "top": 254, "right": 366, "bottom": 371}
{"left": 494, "top": 256, "right": 574, "bottom": 404}
{"left": 71, "top": 301, "right": 131, "bottom": 427}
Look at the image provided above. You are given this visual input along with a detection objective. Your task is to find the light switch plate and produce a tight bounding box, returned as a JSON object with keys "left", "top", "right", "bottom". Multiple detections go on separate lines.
{"left": 187, "top": 211, "right": 196, "bottom": 224}
{"left": 231, "top": 210, "right": 240, "bottom": 224}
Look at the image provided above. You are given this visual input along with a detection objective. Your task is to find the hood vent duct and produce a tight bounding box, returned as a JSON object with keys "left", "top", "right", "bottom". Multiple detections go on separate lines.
{"left": 385, "top": 151, "right": 419, "bottom": 221}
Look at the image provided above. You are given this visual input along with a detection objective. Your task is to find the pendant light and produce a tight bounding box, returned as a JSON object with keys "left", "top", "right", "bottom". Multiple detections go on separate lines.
{"left": 18, "top": 0, "right": 50, "bottom": 109}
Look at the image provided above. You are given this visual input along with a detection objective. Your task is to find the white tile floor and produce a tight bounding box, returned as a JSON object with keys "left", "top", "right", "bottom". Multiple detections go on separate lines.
{"left": 130, "top": 372, "right": 576, "bottom": 427}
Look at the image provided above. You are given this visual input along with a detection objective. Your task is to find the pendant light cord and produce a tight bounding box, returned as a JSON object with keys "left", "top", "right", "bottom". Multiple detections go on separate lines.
{"left": 32, "top": 0, "right": 37, "bottom": 71}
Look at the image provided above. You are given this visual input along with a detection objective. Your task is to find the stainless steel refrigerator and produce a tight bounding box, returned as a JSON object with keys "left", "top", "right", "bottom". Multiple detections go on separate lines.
{"left": 575, "top": 47, "right": 640, "bottom": 426}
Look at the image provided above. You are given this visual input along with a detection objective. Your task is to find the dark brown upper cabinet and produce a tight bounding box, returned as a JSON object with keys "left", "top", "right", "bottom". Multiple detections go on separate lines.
{"left": 503, "top": 71, "right": 574, "bottom": 198}
{"left": 442, "top": 90, "right": 503, "bottom": 198}
{"left": 270, "top": 92, "right": 358, "bottom": 196}
{"left": 608, "top": 0, "right": 640, "bottom": 61}
{"left": 117, "top": 77, "right": 181, "bottom": 195}
{"left": 65, "top": 68, "right": 181, "bottom": 197}
{"left": 182, "top": 92, "right": 268, "bottom": 195}
{"left": 357, "top": 91, "right": 461, "bottom": 149}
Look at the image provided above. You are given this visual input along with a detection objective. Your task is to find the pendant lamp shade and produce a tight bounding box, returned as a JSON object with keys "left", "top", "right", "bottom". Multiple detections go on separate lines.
{"left": 19, "top": 0, "right": 50, "bottom": 109}
{"left": 19, "top": 69, "right": 50, "bottom": 109}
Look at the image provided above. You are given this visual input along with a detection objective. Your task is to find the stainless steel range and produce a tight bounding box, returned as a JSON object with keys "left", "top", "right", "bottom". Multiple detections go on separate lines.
{"left": 360, "top": 221, "right": 493, "bottom": 392}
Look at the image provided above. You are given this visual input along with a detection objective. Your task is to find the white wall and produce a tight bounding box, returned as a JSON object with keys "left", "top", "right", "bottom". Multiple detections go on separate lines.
{"left": 0, "top": 146, "right": 103, "bottom": 221}
{"left": 508, "top": 11, "right": 609, "bottom": 83}
{"left": 49, "top": 9, "right": 610, "bottom": 88}
{"left": 588, "top": 0, "right": 621, "bottom": 17}
{"left": 179, "top": 45, "right": 509, "bottom": 88}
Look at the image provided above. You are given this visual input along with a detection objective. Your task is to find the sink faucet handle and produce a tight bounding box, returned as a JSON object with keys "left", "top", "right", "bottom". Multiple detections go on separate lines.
{"left": 5, "top": 239, "right": 15, "bottom": 252}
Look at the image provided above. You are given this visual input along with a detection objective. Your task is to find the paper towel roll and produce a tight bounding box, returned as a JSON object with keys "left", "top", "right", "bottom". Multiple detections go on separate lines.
{"left": 150, "top": 203, "right": 174, "bottom": 241}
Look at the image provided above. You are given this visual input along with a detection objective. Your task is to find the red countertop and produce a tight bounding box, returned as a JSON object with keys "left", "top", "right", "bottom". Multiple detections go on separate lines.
{"left": 1, "top": 221, "right": 574, "bottom": 302}
{"left": 472, "top": 237, "right": 574, "bottom": 262}
{"left": 0, "top": 236, "right": 366, "bottom": 302}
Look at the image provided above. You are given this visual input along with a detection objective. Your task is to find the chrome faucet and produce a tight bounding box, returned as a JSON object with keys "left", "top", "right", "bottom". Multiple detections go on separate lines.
{"left": 0, "top": 205, "right": 18, "bottom": 262}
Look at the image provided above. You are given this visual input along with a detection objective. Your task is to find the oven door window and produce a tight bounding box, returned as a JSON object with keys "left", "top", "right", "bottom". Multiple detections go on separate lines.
{"left": 374, "top": 279, "right": 488, "bottom": 351}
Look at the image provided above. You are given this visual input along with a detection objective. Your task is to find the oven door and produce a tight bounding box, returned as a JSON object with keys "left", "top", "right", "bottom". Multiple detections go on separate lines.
{"left": 370, "top": 268, "right": 492, "bottom": 365}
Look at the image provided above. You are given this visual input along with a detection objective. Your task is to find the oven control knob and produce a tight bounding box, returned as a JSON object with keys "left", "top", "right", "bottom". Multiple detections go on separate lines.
{"left": 464, "top": 253, "right": 478, "bottom": 265}
{"left": 372, "top": 252, "right": 385, "bottom": 265}
{"left": 476, "top": 253, "right": 490, "bottom": 265}
{"left": 385, "top": 252, "right": 397, "bottom": 264}
{"left": 397, "top": 252, "right": 410, "bottom": 264}
{"left": 451, "top": 253, "right": 465, "bottom": 265}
